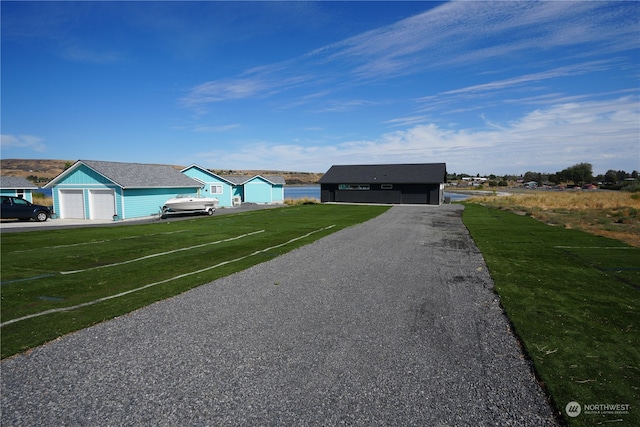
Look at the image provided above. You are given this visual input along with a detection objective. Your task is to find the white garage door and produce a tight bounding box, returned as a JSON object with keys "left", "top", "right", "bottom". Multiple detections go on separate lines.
{"left": 59, "top": 190, "right": 85, "bottom": 219}
{"left": 89, "top": 189, "right": 116, "bottom": 220}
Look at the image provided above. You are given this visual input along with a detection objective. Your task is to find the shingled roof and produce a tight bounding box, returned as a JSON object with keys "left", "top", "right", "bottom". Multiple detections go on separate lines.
{"left": 221, "top": 175, "right": 286, "bottom": 185}
{"left": 0, "top": 176, "right": 38, "bottom": 189}
{"left": 319, "top": 163, "right": 446, "bottom": 184}
{"left": 45, "top": 160, "right": 200, "bottom": 189}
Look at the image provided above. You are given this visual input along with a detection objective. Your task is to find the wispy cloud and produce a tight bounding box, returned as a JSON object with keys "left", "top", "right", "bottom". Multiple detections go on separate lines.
{"left": 191, "top": 124, "right": 240, "bottom": 133}
{"left": 412, "top": 60, "right": 624, "bottom": 117}
{"left": 60, "top": 44, "right": 124, "bottom": 64}
{"left": 382, "top": 116, "right": 431, "bottom": 127}
{"left": 440, "top": 61, "right": 615, "bottom": 96}
{"left": 0, "top": 134, "right": 46, "bottom": 152}
{"left": 181, "top": 1, "right": 638, "bottom": 110}
{"left": 312, "top": 99, "right": 380, "bottom": 113}
{"left": 182, "top": 78, "right": 271, "bottom": 106}
{"left": 194, "top": 96, "right": 639, "bottom": 174}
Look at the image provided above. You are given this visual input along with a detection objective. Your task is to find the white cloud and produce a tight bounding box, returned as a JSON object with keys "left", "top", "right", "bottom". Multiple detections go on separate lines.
{"left": 194, "top": 96, "right": 639, "bottom": 175}
{"left": 0, "top": 134, "right": 46, "bottom": 152}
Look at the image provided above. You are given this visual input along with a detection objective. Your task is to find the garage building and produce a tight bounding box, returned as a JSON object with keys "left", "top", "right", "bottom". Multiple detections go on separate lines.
{"left": 319, "top": 163, "right": 447, "bottom": 205}
{"left": 45, "top": 160, "right": 200, "bottom": 220}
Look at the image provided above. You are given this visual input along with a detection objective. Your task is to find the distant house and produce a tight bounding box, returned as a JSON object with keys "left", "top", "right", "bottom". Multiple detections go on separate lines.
{"left": 180, "top": 165, "right": 240, "bottom": 207}
{"left": 238, "top": 175, "right": 285, "bottom": 204}
{"left": 181, "top": 164, "right": 285, "bottom": 206}
{"left": 462, "top": 177, "right": 487, "bottom": 186}
{"left": 0, "top": 176, "right": 39, "bottom": 203}
{"left": 44, "top": 160, "right": 201, "bottom": 220}
{"left": 319, "top": 163, "right": 447, "bottom": 205}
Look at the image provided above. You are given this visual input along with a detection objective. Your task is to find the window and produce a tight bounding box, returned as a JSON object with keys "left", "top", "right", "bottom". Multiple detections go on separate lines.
{"left": 381, "top": 184, "right": 393, "bottom": 190}
{"left": 338, "top": 184, "right": 370, "bottom": 190}
{"left": 210, "top": 185, "right": 223, "bottom": 194}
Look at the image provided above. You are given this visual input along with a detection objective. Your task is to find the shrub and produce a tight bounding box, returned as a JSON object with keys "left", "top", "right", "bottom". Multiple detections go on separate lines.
{"left": 284, "top": 197, "right": 320, "bottom": 206}
{"left": 621, "top": 182, "right": 640, "bottom": 192}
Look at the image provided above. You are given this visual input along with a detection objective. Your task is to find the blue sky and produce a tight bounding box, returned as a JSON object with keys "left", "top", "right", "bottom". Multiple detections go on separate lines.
{"left": 2, "top": 1, "right": 638, "bottom": 175}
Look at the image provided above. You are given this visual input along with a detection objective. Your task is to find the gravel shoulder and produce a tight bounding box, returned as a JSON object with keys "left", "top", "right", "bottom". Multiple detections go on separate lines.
{"left": 1, "top": 205, "right": 558, "bottom": 426}
{"left": 0, "top": 202, "right": 283, "bottom": 233}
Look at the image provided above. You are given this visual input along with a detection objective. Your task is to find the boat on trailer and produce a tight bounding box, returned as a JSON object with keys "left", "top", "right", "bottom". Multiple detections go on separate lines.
{"left": 162, "top": 195, "right": 219, "bottom": 216}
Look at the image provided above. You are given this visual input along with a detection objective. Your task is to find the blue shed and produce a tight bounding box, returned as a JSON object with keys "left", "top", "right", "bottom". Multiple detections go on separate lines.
{"left": 44, "top": 160, "right": 201, "bottom": 220}
{"left": 241, "top": 175, "right": 285, "bottom": 204}
{"left": 0, "top": 176, "right": 39, "bottom": 203}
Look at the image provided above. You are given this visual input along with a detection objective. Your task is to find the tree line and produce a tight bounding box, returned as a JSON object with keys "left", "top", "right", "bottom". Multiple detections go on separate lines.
{"left": 448, "top": 163, "right": 639, "bottom": 190}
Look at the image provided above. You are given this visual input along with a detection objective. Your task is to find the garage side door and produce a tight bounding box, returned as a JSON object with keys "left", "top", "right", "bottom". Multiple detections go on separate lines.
{"left": 89, "top": 189, "right": 116, "bottom": 220}
{"left": 60, "top": 189, "right": 85, "bottom": 219}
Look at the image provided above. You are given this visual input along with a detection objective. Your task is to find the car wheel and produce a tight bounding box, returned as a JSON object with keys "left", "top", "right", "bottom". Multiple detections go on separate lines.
{"left": 35, "top": 211, "right": 49, "bottom": 222}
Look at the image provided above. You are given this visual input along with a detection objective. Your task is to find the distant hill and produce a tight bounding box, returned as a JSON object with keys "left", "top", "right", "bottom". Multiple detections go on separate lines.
{"left": 0, "top": 159, "right": 73, "bottom": 182}
{"left": 210, "top": 169, "right": 322, "bottom": 185}
{"left": 0, "top": 159, "right": 322, "bottom": 185}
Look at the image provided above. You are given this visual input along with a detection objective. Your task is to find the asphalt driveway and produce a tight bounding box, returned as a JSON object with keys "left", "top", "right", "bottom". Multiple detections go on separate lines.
{"left": 1, "top": 205, "right": 558, "bottom": 426}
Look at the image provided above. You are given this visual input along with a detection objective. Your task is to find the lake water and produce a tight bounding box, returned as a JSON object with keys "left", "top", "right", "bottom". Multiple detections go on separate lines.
{"left": 285, "top": 185, "right": 321, "bottom": 199}
{"left": 284, "top": 185, "right": 469, "bottom": 201}
{"left": 39, "top": 185, "right": 469, "bottom": 201}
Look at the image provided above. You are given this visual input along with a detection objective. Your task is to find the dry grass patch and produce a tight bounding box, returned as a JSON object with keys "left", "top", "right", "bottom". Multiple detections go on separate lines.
{"left": 32, "top": 193, "right": 53, "bottom": 207}
{"left": 468, "top": 191, "right": 640, "bottom": 247}
{"left": 284, "top": 197, "right": 320, "bottom": 205}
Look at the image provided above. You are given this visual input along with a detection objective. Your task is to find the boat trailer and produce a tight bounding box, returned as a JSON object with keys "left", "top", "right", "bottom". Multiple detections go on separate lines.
{"left": 160, "top": 204, "right": 217, "bottom": 218}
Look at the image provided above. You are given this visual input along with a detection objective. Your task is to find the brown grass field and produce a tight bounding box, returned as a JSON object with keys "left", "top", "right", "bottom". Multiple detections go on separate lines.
{"left": 466, "top": 190, "right": 640, "bottom": 247}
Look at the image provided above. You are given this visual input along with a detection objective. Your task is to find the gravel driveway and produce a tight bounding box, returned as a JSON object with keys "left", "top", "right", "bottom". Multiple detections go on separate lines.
{"left": 1, "top": 205, "right": 558, "bottom": 426}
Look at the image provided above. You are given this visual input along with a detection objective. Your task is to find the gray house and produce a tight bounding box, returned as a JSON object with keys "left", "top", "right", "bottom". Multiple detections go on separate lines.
{"left": 319, "top": 163, "right": 447, "bottom": 205}
{"left": 0, "top": 176, "right": 39, "bottom": 203}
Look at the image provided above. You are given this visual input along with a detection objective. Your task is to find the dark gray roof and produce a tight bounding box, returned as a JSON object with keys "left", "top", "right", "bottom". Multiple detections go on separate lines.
{"left": 47, "top": 160, "right": 201, "bottom": 189}
{"left": 259, "top": 175, "right": 286, "bottom": 185}
{"left": 221, "top": 175, "right": 286, "bottom": 185}
{"left": 319, "top": 163, "right": 446, "bottom": 184}
{"left": 0, "top": 176, "right": 38, "bottom": 189}
{"left": 220, "top": 175, "right": 248, "bottom": 185}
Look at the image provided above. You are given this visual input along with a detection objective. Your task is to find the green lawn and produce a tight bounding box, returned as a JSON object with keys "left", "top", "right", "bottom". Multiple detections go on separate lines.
{"left": 1, "top": 204, "right": 389, "bottom": 359}
{"left": 462, "top": 203, "right": 639, "bottom": 426}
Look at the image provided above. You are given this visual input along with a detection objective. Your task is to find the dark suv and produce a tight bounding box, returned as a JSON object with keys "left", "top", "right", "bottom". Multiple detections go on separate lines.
{"left": 0, "top": 196, "right": 51, "bottom": 222}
